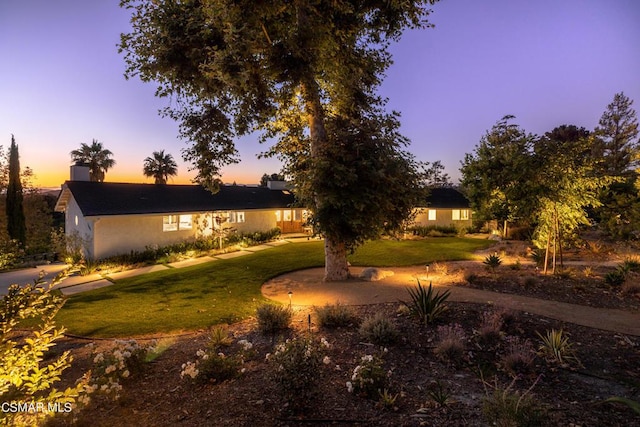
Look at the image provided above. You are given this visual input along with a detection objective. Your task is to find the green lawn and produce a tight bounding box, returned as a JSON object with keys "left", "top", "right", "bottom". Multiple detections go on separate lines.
{"left": 56, "top": 238, "right": 493, "bottom": 337}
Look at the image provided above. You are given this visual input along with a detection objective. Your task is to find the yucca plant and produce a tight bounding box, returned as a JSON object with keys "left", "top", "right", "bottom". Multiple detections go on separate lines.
{"left": 402, "top": 280, "right": 450, "bottom": 326}
{"left": 536, "top": 329, "right": 580, "bottom": 367}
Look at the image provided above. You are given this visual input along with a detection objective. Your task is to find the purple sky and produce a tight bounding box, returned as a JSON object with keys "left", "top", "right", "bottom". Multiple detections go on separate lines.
{"left": 1, "top": 0, "right": 639, "bottom": 187}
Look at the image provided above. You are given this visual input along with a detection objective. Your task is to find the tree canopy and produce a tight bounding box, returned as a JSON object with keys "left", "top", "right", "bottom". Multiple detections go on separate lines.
{"left": 119, "top": 0, "right": 438, "bottom": 280}
{"left": 143, "top": 150, "right": 178, "bottom": 184}
{"left": 70, "top": 140, "right": 116, "bottom": 182}
{"left": 6, "top": 135, "right": 26, "bottom": 246}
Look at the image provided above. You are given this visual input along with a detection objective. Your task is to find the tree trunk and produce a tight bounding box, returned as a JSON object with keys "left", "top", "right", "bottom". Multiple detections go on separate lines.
{"left": 302, "top": 77, "right": 350, "bottom": 281}
{"left": 552, "top": 207, "right": 557, "bottom": 274}
{"left": 543, "top": 227, "right": 551, "bottom": 275}
{"left": 324, "top": 235, "right": 350, "bottom": 281}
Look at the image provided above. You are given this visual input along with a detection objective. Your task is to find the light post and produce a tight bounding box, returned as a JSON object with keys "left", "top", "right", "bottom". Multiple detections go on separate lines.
{"left": 288, "top": 291, "right": 292, "bottom": 310}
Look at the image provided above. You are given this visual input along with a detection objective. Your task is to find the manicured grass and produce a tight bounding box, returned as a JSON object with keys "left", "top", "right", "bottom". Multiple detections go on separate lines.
{"left": 348, "top": 237, "right": 493, "bottom": 267}
{"left": 56, "top": 238, "right": 493, "bottom": 337}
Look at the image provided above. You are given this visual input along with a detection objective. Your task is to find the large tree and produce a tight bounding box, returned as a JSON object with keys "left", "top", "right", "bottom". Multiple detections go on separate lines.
{"left": 6, "top": 135, "right": 26, "bottom": 246}
{"left": 594, "top": 92, "right": 639, "bottom": 175}
{"left": 70, "top": 139, "right": 116, "bottom": 182}
{"left": 119, "top": 0, "right": 436, "bottom": 280}
{"left": 143, "top": 150, "right": 178, "bottom": 184}
{"left": 460, "top": 116, "right": 536, "bottom": 237}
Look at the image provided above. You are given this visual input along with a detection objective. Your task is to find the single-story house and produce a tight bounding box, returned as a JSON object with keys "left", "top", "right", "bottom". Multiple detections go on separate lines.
{"left": 55, "top": 167, "right": 472, "bottom": 260}
{"left": 54, "top": 168, "right": 306, "bottom": 260}
{"left": 413, "top": 187, "right": 473, "bottom": 229}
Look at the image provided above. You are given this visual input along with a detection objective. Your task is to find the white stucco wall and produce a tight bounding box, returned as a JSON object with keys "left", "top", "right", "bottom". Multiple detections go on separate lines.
{"left": 64, "top": 196, "right": 95, "bottom": 259}
{"left": 91, "top": 213, "right": 198, "bottom": 259}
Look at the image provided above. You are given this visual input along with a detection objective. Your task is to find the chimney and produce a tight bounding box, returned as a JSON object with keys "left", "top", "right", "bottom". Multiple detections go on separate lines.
{"left": 266, "top": 180, "right": 287, "bottom": 190}
{"left": 70, "top": 165, "right": 91, "bottom": 181}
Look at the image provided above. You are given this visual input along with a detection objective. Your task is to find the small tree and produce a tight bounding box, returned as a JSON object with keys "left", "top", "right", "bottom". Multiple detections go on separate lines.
{"left": 6, "top": 135, "right": 26, "bottom": 246}
{"left": 143, "top": 150, "right": 178, "bottom": 184}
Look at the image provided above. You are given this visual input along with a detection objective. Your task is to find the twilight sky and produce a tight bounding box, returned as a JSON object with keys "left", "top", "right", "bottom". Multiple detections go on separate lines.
{"left": 1, "top": 0, "right": 639, "bottom": 188}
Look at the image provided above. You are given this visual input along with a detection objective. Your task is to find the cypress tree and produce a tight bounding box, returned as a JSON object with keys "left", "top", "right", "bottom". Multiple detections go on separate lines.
{"left": 6, "top": 135, "right": 26, "bottom": 246}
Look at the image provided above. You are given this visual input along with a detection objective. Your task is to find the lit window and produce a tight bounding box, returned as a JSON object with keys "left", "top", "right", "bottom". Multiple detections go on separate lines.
{"left": 428, "top": 210, "right": 436, "bottom": 221}
{"left": 163, "top": 215, "right": 178, "bottom": 231}
{"left": 452, "top": 210, "right": 461, "bottom": 221}
{"left": 74, "top": 215, "right": 79, "bottom": 226}
{"left": 460, "top": 210, "right": 469, "bottom": 220}
{"left": 179, "top": 214, "right": 193, "bottom": 230}
{"left": 275, "top": 211, "right": 281, "bottom": 222}
{"left": 283, "top": 210, "right": 292, "bottom": 221}
{"left": 236, "top": 212, "right": 245, "bottom": 223}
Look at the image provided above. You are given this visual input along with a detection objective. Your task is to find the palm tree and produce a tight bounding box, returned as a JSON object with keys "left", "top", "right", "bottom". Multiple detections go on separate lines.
{"left": 70, "top": 139, "right": 116, "bottom": 182}
{"left": 143, "top": 150, "right": 178, "bottom": 184}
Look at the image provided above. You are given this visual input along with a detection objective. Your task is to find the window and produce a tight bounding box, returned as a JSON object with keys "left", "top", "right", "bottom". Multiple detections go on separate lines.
{"left": 283, "top": 210, "right": 292, "bottom": 221}
{"left": 293, "top": 209, "right": 300, "bottom": 221}
{"left": 179, "top": 214, "right": 193, "bottom": 230}
{"left": 275, "top": 210, "right": 281, "bottom": 222}
{"left": 236, "top": 212, "right": 245, "bottom": 223}
{"left": 428, "top": 209, "right": 436, "bottom": 221}
{"left": 452, "top": 210, "right": 469, "bottom": 221}
{"left": 163, "top": 215, "right": 178, "bottom": 231}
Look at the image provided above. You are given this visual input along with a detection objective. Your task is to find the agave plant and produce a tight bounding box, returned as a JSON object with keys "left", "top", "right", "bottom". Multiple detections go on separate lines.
{"left": 483, "top": 253, "right": 503, "bottom": 272}
{"left": 402, "top": 280, "right": 450, "bottom": 326}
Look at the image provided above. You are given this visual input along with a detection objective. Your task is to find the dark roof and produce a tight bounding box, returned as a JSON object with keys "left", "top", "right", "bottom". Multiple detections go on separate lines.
{"left": 424, "top": 187, "right": 470, "bottom": 209}
{"left": 56, "top": 181, "right": 297, "bottom": 217}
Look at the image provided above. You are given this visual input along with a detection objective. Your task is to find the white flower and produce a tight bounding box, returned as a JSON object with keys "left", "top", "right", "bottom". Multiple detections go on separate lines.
{"left": 265, "top": 353, "right": 271, "bottom": 361}
{"left": 196, "top": 349, "right": 206, "bottom": 358}
{"left": 323, "top": 356, "right": 331, "bottom": 365}
{"left": 346, "top": 381, "right": 354, "bottom": 393}
{"left": 362, "top": 354, "right": 373, "bottom": 362}
{"left": 122, "top": 370, "right": 130, "bottom": 378}
{"left": 93, "top": 353, "right": 104, "bottom": 364}
{"left": 105, "top": 365, "right": 116, "bottom": 374}
{"left": 320, "top": 337, "right": 331, "bottom": 348}
{"left": 238, "top": 339, "right": 253, "bottom": 350}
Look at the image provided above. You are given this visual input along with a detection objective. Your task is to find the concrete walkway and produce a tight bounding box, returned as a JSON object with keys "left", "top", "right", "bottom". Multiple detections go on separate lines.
{"left": 262, "top": 266, "right": 640, "bottom": 337}
{"left": 0, "top": 239, "right": 300, "bottom": 296}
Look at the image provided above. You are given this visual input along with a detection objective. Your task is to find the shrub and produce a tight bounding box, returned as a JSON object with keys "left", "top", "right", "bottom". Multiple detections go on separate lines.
{"left": 358, "top": 313, "right": 399, "bottom": 345}
{"left": 604, "top": 268, "right": 626, "bottom": 287}
{"left": 482, "top": 376, "right": 545, "bottom": 427}
{"left": 622, "top": 274, "right": 640, "bottom": 295}
{"left": 434, "top": 323, "right": 467, "bottom": 363}
{"left": 347, "top": 354, "right": 388, "bottom": 399}
{"left": 196, "top": 351, "right": 242, "bottom": 384}
{"left": 501, "top": 336, "right": 535, "bottom": 375}
{"left": 315, "top": 303, "right": 356, "bottom": 329}
{"left": 410, "top": 225, "right": 458, "bottom": 237}
{"left": 87, "top": 339, "right": 155, "bottom": 399}
{"left": 622, "top": 256, "right": 640, "bottom": 272}
{"left": 402, "top": 280, "right": 450, "bottom": 326}
{"left": 477, "top": 310, "right": 504, "bottom": 347}
{"left": 523, "top": 276, "right": 537, "bottom": 290}
{"left": 256, "top": 304, "right": 292, "bottom": 334}
{"left": 0, "top": 239, "right": 24, "bottom": 270}
{"left": 1, "top": 272, "right": 89, "bottom": 426}
{"left": 269, "top": 338, "right": 323, "bottom": 412}
{"left": 464, "top": 272, "right": 478, "bottom": 284}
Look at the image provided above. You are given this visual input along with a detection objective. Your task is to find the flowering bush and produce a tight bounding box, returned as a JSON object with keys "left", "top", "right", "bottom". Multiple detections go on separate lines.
{"left": 346, "top": 353, "right": 389, "bottom": 399}
{"left": 268, "top": 337, "right": 325, "bottom": 413}
{"left": 86, "top": 339, "right": 155, "bottom": 401}
{"left": 180, "top": 338, "right": 251, "bottom": 384}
